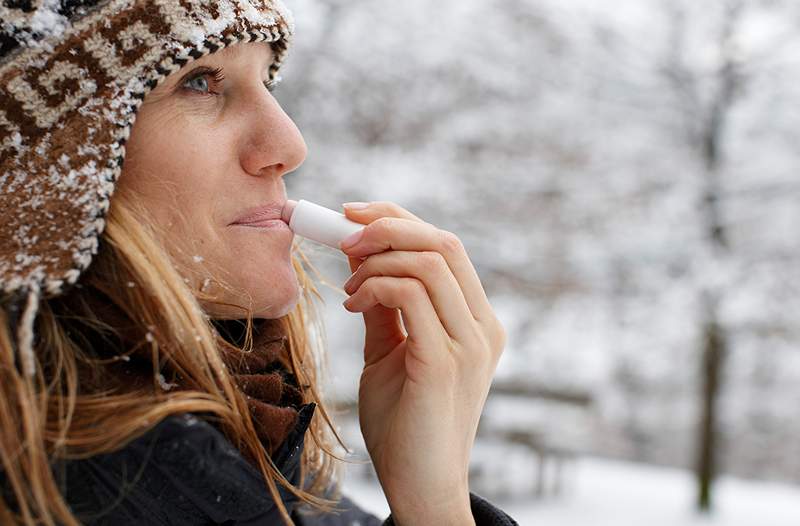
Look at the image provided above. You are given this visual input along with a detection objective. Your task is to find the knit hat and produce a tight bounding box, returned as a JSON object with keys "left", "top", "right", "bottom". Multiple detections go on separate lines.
{"left": 0, "top": 0, "right": 294, "bottom": 377}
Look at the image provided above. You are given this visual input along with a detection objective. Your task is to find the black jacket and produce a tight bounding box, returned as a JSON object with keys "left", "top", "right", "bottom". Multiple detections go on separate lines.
{"left": 47, "top": 403, "right": 518, "bottom": 525}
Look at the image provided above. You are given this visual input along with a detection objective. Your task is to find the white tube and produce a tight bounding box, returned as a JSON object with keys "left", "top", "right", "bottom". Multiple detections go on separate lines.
{"left": 288, "top": 199, "right": 364, "bottom": 250}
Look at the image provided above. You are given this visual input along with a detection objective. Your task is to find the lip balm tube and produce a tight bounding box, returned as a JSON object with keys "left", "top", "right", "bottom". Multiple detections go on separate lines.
{"left": 283, "top": 199, "right": 363, "bottom": 250}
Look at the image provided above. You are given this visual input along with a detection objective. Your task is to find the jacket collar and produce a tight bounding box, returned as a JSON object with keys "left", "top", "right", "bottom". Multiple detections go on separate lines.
{"left": 273, "top": 402, "right": 317, "bottom": 478}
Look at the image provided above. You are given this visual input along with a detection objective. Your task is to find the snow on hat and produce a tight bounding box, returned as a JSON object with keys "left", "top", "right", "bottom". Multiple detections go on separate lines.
{"left": 0, "top": 0, "right": 294, "bottom": 376}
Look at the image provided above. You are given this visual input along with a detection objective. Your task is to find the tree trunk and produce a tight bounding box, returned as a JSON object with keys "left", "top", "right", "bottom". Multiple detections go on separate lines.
{"left": 692, "top": 4, "right": 741, "bottom": 510}
{"left": 696, "top": 314, "right": 726, "bottom": 511}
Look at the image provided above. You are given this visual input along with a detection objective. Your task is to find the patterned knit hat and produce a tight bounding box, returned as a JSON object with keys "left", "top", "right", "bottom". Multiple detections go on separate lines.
{"left": 0, "top": 0, "right": 294, "bottom": 376}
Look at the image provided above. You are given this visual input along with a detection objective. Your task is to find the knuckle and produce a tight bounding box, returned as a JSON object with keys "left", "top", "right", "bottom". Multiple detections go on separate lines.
{"left": 358, "top": 275, "right": 377, "bottom": 294}
{"left": 439, "top": 230, "right": 464, "bottom": 254}
{"left": 400, "top": 278, "right": 426, "bottom": 299}
{"left": 373, "top": 200, "right": 394, "bottom": 210}
{"left": 384, "top": 201, "right": 405, "bottom": 215}
{"left": 371, "top": 216, "right": 395, "bottom": 236}
{"left": 417, "top": 251, "right": 447, "bottom": 275}
{"left": 374, "top": 200, "right": 408, "bottom": 218}
{"left": 492, "top": 318, "right": 507, "bottom": 351}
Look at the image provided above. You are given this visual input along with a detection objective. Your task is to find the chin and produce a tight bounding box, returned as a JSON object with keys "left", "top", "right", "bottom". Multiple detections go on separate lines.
{"left": 250, "top": 269, "right": 301, "bottom": 319}
{"left": 202, "top": 259, "right": 300, "bottom": 320}
{"left": 253, "top": 293, "right": 299, "bottom": 319}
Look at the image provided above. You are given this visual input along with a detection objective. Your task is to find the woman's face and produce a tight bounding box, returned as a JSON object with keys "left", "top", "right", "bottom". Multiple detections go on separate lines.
{"left": 117, "top": 42, "right": 307, "bottom": 319}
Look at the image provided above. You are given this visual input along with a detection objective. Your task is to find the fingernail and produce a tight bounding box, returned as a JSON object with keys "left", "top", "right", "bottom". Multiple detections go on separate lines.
{"left": 343, "top": 202, "right": 369, "bottom": 210}
{"left": 340, "top": 228, "right": 364, "bottom": 250}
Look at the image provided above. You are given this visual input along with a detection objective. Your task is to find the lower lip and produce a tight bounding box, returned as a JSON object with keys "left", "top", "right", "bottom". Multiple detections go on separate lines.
{"left": 231, "top": 220, "right": 291, "bottom": 231}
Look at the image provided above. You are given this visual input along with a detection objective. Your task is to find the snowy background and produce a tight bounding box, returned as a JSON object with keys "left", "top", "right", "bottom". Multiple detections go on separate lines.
{"left": 277, "top": 0, "right": 800, "bottom": 523}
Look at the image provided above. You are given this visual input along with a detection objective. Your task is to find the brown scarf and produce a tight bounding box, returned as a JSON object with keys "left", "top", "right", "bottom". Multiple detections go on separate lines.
{"left": 214, "top": 317, "right": 303, "bottom": 457}
{"left": 76, "top": 296, "right": 302, "bottom": 461}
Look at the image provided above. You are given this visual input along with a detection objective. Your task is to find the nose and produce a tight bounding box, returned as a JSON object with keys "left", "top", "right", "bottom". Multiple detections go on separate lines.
{"left": 239, "top": 89, "right": 307, "bottom": 179}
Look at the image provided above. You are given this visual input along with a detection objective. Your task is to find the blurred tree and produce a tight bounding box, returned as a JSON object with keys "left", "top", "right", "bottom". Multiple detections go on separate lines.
{"left": 279, "top": 0, "right": 800, "bottom": 498}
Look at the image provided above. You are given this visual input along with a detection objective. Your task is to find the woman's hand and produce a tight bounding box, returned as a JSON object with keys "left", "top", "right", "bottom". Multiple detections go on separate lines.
{"left": 339, "top": 201, "right": 506, "bottom": 526}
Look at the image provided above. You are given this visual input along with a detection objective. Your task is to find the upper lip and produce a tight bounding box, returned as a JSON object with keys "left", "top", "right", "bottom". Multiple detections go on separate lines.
{"left": 230, "top": 202, "right": 286, "bottom": 225}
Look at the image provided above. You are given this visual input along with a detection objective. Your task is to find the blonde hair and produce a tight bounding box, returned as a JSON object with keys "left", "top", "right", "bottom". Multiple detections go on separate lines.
{"left": 0, "top": 190, "right": 353, "bottom": 525}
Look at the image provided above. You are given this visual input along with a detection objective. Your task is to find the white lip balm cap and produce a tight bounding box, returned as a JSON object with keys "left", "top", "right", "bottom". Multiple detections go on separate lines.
{"left": 288, "top": 199, "right": 364, "bottom": 250}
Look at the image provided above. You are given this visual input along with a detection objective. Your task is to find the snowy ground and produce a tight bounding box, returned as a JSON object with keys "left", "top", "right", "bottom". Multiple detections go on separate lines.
{"left": 339, "top": 455, "right": 800, "bottom": 526}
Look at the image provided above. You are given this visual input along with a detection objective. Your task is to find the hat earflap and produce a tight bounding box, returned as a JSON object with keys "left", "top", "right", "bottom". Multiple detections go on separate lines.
{"left": 4, "top": 284, "right": 40, "bottom": 378}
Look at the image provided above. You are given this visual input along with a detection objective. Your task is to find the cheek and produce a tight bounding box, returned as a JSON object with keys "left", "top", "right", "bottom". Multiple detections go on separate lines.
{"left": 119, "top": 133, "right": 232, "bottom": 287}
{"left": 123, "top": 117, "right": 224, "bottom": 222}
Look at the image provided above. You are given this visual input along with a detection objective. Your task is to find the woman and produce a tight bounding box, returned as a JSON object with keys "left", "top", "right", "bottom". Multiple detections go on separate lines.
{"left": 0, "top": 1, "right": 514, "bottom": 525}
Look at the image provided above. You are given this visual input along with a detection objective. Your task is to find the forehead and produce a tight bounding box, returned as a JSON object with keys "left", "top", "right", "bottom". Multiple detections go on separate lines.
{"left": 197, "top": 40, "right": 275, "bottom": 64}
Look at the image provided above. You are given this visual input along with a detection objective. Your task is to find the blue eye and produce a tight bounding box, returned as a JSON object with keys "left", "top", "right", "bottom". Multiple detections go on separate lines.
{"left": 184, "top": 75, "right": 210, "bottom": 92}
{"left": 181, "top": 67, "right": 225, "bottom": 95}
{"left": 180, "top": 67, "right": 282, "bottom": 96}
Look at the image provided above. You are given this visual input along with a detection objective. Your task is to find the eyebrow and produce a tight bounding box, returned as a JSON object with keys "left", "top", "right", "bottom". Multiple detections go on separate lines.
{"left": 216, "top": 41, "right": 275, "bottom": 63}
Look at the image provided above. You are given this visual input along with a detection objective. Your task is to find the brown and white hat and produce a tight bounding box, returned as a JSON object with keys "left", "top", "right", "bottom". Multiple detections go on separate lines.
{"left": 0, "top": 0, "right": 294, "bottom": 376}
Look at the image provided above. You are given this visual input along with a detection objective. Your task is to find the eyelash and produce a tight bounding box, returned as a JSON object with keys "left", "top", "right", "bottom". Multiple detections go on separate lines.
{"left": 181, "top": 66, "right": 279, "bottom": 96}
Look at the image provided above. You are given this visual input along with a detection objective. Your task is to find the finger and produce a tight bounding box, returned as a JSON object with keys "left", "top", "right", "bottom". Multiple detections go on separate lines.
{"left": 344, "top": 250, "right": 475, "bottom": 342}
{"left": 348, "top": 256, "right": 405, "bottom": 355}
{"left": 343, "top": 276, "right": 449, "bottom": 352}
{"left": 341, "top": 215, "right": 494, "bottom": 324}
{"left": 343, "top": 200, "right": 426, "bottom": 224}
